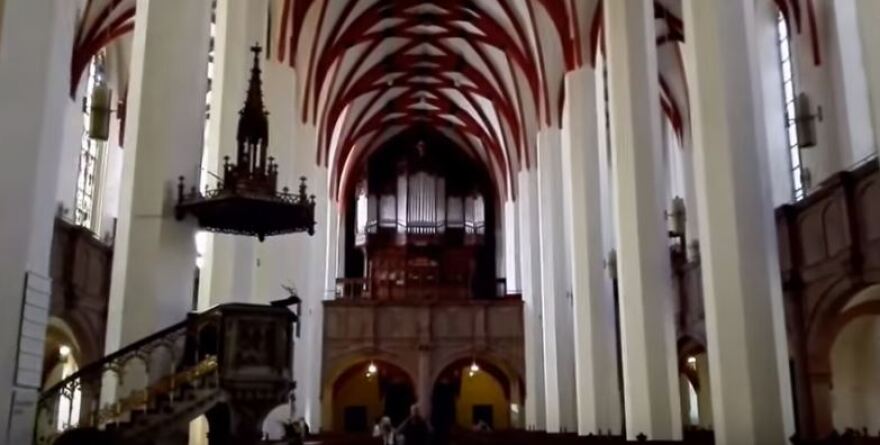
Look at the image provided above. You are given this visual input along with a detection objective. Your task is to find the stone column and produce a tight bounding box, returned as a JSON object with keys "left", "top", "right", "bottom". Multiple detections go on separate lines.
{"left": 197, "top": 0, "right": 268, "bottom": 308}
{"left": 561, "top": 67, "right": 622, "bottom": 436}
{"left": 855, "top": 0, "right": 880, "bottom": 158}
{"left": 105, "top": 0, "right": 212, "bottom": 350}
{"left": 537, "top": 129, "right": 577, "bottom": 433}
{"left": 826, "top": 0, "right": 876, "bottom": 166}
{"left": 695, "top": 354, "right": 713, "bottom": 429}
{"left": 0, "top": 1, "right": 77, "bottom": 441}
{"left": 604, "top": 0, "right": 682, "bottom": 440}
{"left": 517, "top": 169, "right": 545, "bottom": 430}
{"left": 684, "top": 0, "right": 795, "bottom": 443}
{"left": 417, "top": 346, "right": 432, "bottom": 417}
{"left": 504, "top": 199, "right": 521, "bottom": 292}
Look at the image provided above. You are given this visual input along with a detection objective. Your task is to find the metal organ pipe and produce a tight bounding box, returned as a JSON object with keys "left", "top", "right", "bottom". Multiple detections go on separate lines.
{"left": 436, "top": 178, "right": 446, "bottom": 232}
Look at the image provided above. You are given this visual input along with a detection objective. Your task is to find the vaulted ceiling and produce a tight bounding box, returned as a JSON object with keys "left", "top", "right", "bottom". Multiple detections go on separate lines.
{"left": 73, "top": 0, "right": 819, "bottom": 200}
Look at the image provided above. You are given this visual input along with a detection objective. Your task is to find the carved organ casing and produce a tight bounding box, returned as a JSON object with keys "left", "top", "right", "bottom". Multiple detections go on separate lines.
{"left": 347, "top": 138, "right": 495, "bottom": 300}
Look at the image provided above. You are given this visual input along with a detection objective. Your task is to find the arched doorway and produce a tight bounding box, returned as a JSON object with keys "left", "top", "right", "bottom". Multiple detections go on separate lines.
{"left": 829, "top": 313, "right": 880, "bottom": 432}
{"left": 432, "top": 358, "right": 514, "bottom": 435}
{"left": 331, "top": 360, "right": 415, "bottom": 432}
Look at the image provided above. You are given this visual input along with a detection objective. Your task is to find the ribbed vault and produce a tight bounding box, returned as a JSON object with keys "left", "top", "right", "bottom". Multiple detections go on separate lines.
{"left": 72, "top": 0, "right": 821, "bottom": 201}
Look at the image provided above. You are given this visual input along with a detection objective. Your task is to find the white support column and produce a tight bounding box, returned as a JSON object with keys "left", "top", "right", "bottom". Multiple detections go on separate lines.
{"left": 537, "top": 129, "right": 577, "bottom": 433}
{"left": 827, "top": 0, "right": 876, "bottom": 166}
{"left": 0, "top": 1, "right": 77, "bottom": 441}
{"left": 684, "top": 0, "right": 795, "bottom": 444}
{"left": 855, "top": 0, "right": 880, "bottom": 157}
{"left": 197, "top": 0, "right": 268, "bottom": 308}
{"left": 105, "top": 0, "right": 212, "bottom": 350}
{"left": 504, "top": 199, "right": 521, "bottom": 292}
{"left": 517, "top": 169, "right": 545, "bottom": 430}
{"left": 605, "top": 1, "right": 682, "bottom": 440}
{"left": 561, "top": 67, "right": 622, "bottom": 436}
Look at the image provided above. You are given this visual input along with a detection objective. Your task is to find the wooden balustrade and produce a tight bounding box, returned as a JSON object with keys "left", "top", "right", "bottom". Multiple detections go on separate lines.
{"left": 334, "top": 277, "right": 521, "bottom": 301}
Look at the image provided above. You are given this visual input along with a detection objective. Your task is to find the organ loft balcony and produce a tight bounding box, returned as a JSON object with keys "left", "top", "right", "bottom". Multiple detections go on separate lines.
{"left": 323, "top": 128, "right": 525, "bottom": 433}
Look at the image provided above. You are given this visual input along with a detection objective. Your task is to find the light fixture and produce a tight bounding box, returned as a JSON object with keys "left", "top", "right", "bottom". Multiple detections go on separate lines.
{"left": 687, "top": 356, "right": 697, "bottom": 367}
{"left": 469, "top": 361, "right": 480, "bottom": 374}
{"left": 605, "top": 249, "right": 618, "bottom": 281}
{"left": 87, "top": 81, "right": 113, "bottom": 141}
{"left": 666, "top": 196, "right": 686, "bottom": 238}
{"left": 367, "top": 362, "right": 378, "bottom": 375}
{"left": 59, "top": 345, "right": 71, "bottom": 358}
{"left": 794, "top": 92, "right": 822, "bottom": 149}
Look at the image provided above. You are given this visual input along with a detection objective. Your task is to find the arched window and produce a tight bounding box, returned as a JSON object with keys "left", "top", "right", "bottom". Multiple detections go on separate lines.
{"left": 777, "top": 12, "right": 804, "bottom": 201}
{"left": 74, "top": 53, "right": 108, "bottom": 231}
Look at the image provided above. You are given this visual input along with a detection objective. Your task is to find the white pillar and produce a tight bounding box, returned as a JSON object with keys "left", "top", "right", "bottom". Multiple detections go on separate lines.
{"left": 684, "top": 0, "right": 794, "bottom": 443}
{"left": 105, "top": 0, "right": 212, "bottom": 350}
{"left": 504, "top": 199, "right": 521, "bottom": 292}
{"left": 605, "top": 1, "right": 682, "bottom": 440}
{"left": 197, "top": 0, "right": 268, "bottom": 308}
{"left": 517, "top": 169, "right": 545, "bottom": 430}
{"left": 827, "top": 0, "right": 876, "bottom": 166}
{"left": 537, "top": 129, "right": 577, "bottom": 433}
{"left": 0, "top": 1, "right": 77, "bottom": 441}
{"left": 561, "top": 67, "right": 622, "bottom": 435}
{"left": 855, "top": 0, "right": 880, "bottom": 157}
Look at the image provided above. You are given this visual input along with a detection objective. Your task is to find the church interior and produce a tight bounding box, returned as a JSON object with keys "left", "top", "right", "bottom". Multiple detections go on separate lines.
{"left": 1, "top": 1, "right": 879, "bottom": 445}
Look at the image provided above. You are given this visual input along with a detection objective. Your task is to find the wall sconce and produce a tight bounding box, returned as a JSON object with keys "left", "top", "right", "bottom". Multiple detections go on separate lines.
{"left": 86, "top": 81, "right": 114, "bottom": 141}
{"left": 795, "top": 92, "right": 822, "bottom": 149}
{"left": 605, "top": 249, "right": 618, "bottom": 281}
{"left": 666, "top": 196, "right": 687, "bottom": 238}
{"left": 801, "top": 167, "right": 813, "bottom": 191}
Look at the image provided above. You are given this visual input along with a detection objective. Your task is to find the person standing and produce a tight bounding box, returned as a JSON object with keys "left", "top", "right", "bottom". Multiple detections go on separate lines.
{"left": 397, "top": 404, "right": 431, "bottom": 445}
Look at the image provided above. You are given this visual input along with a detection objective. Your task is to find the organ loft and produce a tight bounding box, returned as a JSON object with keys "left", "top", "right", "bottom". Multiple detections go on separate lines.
{"left": 1, "top": 1, "right": 880, "bottom": 445}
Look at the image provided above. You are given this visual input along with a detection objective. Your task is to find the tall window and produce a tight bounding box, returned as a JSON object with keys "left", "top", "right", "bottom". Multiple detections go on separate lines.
{"left": 777, "top": 12, "right": 804, "bottom": 201}
{"left": 74, "top": 54, "right": 108, "bottom": 230}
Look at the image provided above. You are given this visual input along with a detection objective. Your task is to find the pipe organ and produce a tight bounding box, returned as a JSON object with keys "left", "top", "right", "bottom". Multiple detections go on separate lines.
{"left": 346, "top": 139, "right": 495, "bottom": 301}
{"left": 356, "top": 173, "right": 484, "bottom": 238}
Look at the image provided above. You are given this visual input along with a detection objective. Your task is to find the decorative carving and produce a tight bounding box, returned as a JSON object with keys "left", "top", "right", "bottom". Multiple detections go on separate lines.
{"left": 175, "top": 45, "right": 315, "bottom": 241}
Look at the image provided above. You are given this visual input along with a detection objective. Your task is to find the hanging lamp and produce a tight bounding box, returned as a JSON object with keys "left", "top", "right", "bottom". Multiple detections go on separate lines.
{"left": 176, "top": 44, "right": 316, "bottom": 241}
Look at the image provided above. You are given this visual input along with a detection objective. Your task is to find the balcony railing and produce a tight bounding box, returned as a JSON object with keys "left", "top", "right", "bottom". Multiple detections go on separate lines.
{"left": 334, "top": 277, "right": 520, "bottom": 301}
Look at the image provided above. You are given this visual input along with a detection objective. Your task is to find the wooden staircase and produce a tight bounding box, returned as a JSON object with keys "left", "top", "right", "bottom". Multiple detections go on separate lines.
{"left": 37, "top": 303, "right": 299, "bottom": 445}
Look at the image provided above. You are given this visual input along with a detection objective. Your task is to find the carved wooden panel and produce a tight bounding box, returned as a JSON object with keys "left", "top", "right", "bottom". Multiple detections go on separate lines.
{"left": 432, "top": 306, "right": 474, "bottom": 339}
{"left": 376, "top": 307, "right": 419, "bottom": 339}
{"left": 325, "top": 306, "right": 373, "bottom": 340}
{"left": 487, "top": 305, "right": 523, "bottom": 339}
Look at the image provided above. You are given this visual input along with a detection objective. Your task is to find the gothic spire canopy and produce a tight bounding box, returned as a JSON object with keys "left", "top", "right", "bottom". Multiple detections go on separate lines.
{"left": 175, "top": 45, "right": 316, "bottom": 241}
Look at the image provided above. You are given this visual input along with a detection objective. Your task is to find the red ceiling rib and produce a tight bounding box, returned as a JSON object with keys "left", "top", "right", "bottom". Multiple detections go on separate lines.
{"left": 71, "top": 0, "right": 824, "bottom": 202}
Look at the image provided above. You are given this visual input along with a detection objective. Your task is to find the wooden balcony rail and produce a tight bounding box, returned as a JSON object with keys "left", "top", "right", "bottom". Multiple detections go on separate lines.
{"left": 334, "top": 277, "right": 521, "bottom": 301}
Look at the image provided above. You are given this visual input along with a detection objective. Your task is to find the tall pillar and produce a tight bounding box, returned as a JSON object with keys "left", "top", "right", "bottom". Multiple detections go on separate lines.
{"left": 695, "top": 354, "right": 714, "bottom": 429}
{"left": 417, "top": 345, "right": 432, "bottom": 417}
{"left": 517, "top": 169, "right": 545, "bottom": 430}
{"left": 561, "top": 67, "right": 622, "bottom": 435}
{"left": 197, "top": 0, "right": 268, "bottom": 308}
{"left": 105, "top": 0, "right": 212, "bottom": 350}
{"left": 855, "top": 0, "right": 880, "bottom": 157}
{"left": 0, "top": 1, "right": 77, "bottom": 441}
{"left": 504, "top": 199, "right": 521, "bottom": 292}
{"left": 826, "top": 0, "right": 876, "bottom": 166}
{"left": 684, "top": 0, "right": 794, "bottom": 443}
{"left": 605, "top": 1, "right": 682, "bottom": 440}
{"left": 537, "top": 129, "right": 577, "bottom": 433}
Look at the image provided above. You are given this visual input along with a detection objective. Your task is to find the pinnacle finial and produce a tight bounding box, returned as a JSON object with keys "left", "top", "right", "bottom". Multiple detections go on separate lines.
{"left": 250, "top": 43, "right": 262, "bottom": 63}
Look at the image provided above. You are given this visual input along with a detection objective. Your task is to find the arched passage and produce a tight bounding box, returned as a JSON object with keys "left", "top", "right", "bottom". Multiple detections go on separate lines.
{"left": 677, "top": 336, "right": 713, "bottom": 431}
{"left": 329, "top": 360, "right": 415, "bottom": 432}
{"left": 431, "top": 357, "right": 518, "bottom": 434}
{"left": 829, "top": 311, "right": 880, "bottom": 432}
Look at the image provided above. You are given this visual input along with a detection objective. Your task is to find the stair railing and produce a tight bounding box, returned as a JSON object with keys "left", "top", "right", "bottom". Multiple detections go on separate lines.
{"left": 35, "top": 307, "right": 222, "bottom": 445}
